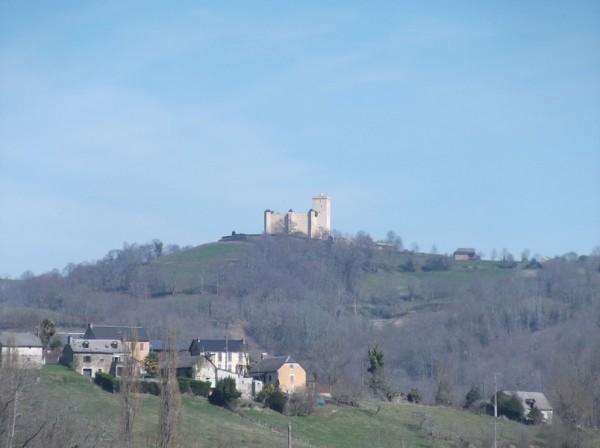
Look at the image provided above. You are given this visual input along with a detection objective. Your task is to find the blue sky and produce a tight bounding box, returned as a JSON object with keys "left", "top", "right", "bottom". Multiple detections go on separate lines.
{"left": 1, "top": 1, "right": 599, "bottom": 277}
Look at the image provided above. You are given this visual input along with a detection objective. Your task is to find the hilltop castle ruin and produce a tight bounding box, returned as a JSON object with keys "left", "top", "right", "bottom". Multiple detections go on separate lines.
{"left": 264, "top": 195, "right": 331, "bottom": 239}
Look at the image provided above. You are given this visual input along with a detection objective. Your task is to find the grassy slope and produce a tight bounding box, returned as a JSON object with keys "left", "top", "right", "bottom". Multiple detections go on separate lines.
{"left": 242, "top": 402, "right": 539, "bottom": 448}
{"left": 157, "top": 242, "right": 249, "bottom": 275}
{"left": 40, "top": 365, "right": 289, "bottom": 447}
{"left": 38, "top": 365, "right": 559, "bottom": 448}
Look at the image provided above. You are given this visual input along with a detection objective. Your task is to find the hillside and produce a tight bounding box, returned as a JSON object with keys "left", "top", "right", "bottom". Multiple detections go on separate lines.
{"left": 1, "top": 235, "right": 599, "bottom": 445}
{"left": 34, "top": 365, "right": 580, "bottom": 448}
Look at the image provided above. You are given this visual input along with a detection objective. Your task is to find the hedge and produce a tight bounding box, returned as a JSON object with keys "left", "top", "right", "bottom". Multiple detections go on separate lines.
{"left": 93, "top": 375, "right": 208, "bottom": 398}
{"left": 139, "top": 380, "right": 160, "bottom": 396}
{"left": 190, "top": 380, "right": 211, "bottom": 397}
{"left": 178, "top": 378, "right": 191, "bottom": 394}
{"left": 94, "top": 371, "right": 117, "bottom": 393}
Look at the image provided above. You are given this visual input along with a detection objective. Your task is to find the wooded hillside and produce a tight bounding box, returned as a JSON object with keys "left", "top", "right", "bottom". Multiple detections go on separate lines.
{"left": 1, "top": 235, "right": 599, "bottom": 437}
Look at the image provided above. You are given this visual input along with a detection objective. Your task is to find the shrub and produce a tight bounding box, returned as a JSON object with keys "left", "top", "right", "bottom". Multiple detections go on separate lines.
{"left": 407, "top": 388, "right": 421, "bottom": 404}
{"left": 255, "top": 384, "right": 288, "bottom": 413}
{"left": 421, "top": 256, "right": 449, "bottom": 272}
{"left": 493, "top": 392, "right": 524, "bottom": 421}
{"left": 209, "top": 377, "right": 241, "bottom": 410}
{"left": 268, "top": 390, "right": 288, "bottom": 413}
{"left": 464, "top": 386, "right": 482, "bottom": 408}
{"left": 139, "top": 380, "right": 160, "bottom": 396}
{"left": 190, "top": 380, "right": 211, "bottom": 397}
{"left": 94, "top": 371, "right": 117, "bottom": 393}
{"left": 286, "top": 391, "right": 315, "bottom": 416}
{"left": 178, "top": 377, "right": 191, "bottom": 394}
{"left": 144, "top": 352, "right": 159, "bottom": 377}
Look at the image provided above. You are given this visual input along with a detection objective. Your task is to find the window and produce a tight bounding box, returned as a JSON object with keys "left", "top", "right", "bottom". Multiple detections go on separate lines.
{"left": 290, "top": 374, "right": 295, "bottom": 384}
{"left": 83, "top": 369, "right": 92, "bottom": 377}
{"left": 218, "top": 352, "right": 223, "bottom": 362}
{"left": 140, "top": 343, "right": 144, "bottom": 350}
{"left": 82, "top": 340, "right": 89, "bottom": 348}
{"left": 83, "top": 355, "right": 92, "bottom": 363}
{"left": 238, "top": 352, "right": 243, "bottom": 362}
{"left": 289, "top": 363, "right": 294, "bottom": 370}
{"left": 227, "top": 352, "right": 232, "bottom": 362}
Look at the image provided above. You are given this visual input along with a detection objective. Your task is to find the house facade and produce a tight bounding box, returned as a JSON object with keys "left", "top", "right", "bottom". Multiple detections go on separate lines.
{"left": 83, "top": 323, "right": 149, "bottom": 364}
{"left": 188, "top": 338, "right": 249, "bottom": 375}
{"left": 248, "top": 355, "right": 305, "bottom": 394}
{"left": 62, "top": 338, "right": 126, "bottom": 378}
{"left": 0, "top": 332, "right": 44, "bottom": 368}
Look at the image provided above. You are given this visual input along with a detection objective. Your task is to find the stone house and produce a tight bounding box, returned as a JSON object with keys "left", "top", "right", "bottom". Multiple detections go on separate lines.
{"left": 0, "top": 332, "right": 44, "bottom": 368}
{"left": 61, "top": 338, "right": 125, "bottom": 378}
{"left": 248, "top": 355, "right": 306, "bottom": 394}
{"left": 83, "top": 323, "right": 149, "bottom": 366}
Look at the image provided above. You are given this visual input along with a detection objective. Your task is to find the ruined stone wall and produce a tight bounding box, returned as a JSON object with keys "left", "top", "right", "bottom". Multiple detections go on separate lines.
{"left": 264, "top": 195, "right": 331, "bottom": 238}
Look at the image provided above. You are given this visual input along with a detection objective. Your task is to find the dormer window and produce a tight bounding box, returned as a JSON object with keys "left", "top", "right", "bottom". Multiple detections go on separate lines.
{"left": 111, "top": 341, "right": 118, "bottom": 349}
{"left": 82, "top": 341, "right": 89, "bottom": 348}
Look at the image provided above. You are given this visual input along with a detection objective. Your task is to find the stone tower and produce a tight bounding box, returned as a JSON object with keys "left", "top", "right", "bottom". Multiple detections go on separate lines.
{"left": 309, "top": 194, "right": 331, "bottom": 238}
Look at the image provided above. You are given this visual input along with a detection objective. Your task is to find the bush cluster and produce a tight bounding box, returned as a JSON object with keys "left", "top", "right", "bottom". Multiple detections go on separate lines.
{"left": 189, "top": 380, "right": 211, "bottom": 397}
{"left": 139, "top": 380, "right": 160, "bottom": 396}
{"left": 94, "top": 371, "right": 117, "bottom": 393}
{"left": 208, "top": 377, "right": 241, "bottom": 409}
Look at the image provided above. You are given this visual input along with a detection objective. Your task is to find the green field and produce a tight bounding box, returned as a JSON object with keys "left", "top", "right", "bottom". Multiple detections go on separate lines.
{"left": 35, "top": 365, "right": 569, "bottom": 448}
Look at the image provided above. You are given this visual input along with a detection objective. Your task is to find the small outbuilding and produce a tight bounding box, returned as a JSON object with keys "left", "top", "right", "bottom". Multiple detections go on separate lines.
{"left": 453, "top": 248, "right": 478, "bottom": 260}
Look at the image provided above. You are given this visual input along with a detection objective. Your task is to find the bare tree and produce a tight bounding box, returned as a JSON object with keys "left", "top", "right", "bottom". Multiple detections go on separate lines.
{"left": 120, "top": 327, "right": 140, "bottom": 448}
{"left": 159, "top": 329, "right": 181, "bottom": 448}
{"left": 385, "top": 231, "right": 403, "bottom": 251}
{"left": 0, "top": 344, "right": 40, "bottom": 448}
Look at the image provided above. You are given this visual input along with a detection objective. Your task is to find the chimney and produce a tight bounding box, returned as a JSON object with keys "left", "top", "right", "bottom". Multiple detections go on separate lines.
{"left": 261, "top": 352, "right": 268, "bottom": 360}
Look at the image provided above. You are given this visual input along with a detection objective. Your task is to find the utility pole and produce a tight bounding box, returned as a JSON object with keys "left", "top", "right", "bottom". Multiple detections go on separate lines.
{"left": 493, "top": 373, "right": 498, "bottom": 448}
{"left": 494, "top": 373, "right": 498, "bottom": 418}
{"left": 288, "top": 422, "right": 292, "bottom": 448}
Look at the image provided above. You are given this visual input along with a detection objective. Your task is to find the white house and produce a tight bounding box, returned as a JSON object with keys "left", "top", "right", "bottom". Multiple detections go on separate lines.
{"left": 0, "top": 332, "right": 44, "bottom": 368}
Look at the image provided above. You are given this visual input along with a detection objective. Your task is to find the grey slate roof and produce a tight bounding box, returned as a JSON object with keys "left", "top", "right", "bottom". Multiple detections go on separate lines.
{"left": 176, "top": 354, "right": 201, "bottom": 369}
{"left": 189, "top": 339, "right": 246, "bottom": 353}
{"left": 0, "top": 332, "right": 43, "bottom": 347}
{"left": 69, "top": 338, "right": 125, "bottom": 354}
{"left": 150, "top": 339, "right": 190, "bottom": 352}
{"left": 454, "top": 248, "right": 476, "bottom": 255}
{"left": 510, "top": 391, "right": 553, "bottom": 411}
{"left": 248, "top": 355, "right": 296, "bottom": 374}
{"left": 83, "top": 324, "right": 149, "bottom": 342}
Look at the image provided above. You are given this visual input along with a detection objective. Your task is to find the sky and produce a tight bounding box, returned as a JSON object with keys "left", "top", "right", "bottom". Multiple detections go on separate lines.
{"left": 1, "top": 1, "right": 599, "bottom": 277}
